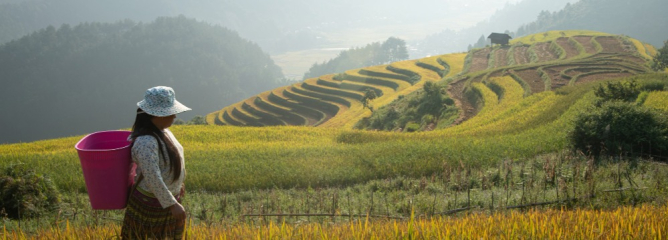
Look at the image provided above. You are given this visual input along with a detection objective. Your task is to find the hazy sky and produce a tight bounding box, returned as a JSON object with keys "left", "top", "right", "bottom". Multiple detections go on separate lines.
{"left": 269, "top": 0, "right": 537, "bottom": 79}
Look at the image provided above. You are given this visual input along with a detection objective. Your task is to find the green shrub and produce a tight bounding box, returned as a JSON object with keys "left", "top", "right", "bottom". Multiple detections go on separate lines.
{"left": 187, "top": 115, "right": 207, "bottom": 125}
{"left": 594, "top": 80, "right": 640, "bottom": 105}
{"left": 332, "top": 73, "right": 347, "bottom": 80}
{"left": 569, "top": 101, "right": 668, "bottom": 159}
{"left": 405, "top": 122, "right": 421, "bottom": 132}
{"left": 0, "top": 163, "right": 60, "bottom": 219}
{"left": 421, "top": 114, "right": 435, "bottom": 125}
{"left": 635, "top": 91, "right": 649, "bottom": 105}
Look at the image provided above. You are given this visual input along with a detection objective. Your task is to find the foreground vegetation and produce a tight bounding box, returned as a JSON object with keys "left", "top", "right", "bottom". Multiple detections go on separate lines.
{"left": 3, "top": 155, "right": 668, "bottom": 237}
{"left": 4, "top": 204, "right": 667, "bottom": 239}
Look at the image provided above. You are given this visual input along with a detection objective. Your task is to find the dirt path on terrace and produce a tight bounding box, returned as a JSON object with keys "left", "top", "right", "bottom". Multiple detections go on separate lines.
{"left": 615, "top": 54, "right": 648, "bottom": 66}
{"left": 447, "top": 77, "right": 477, "bottom": 125}
{"left": 512, "top": 68, "right": 546, "bottom": 93}
{"left": 494, "top": 48, "right": 509, "bottom": 68}
{"left": 542, "top": 66, "right": 571, "bottom": 89}
{"left": 575, "top": 72, "right": 635, "bottom": 84}
{"left": 595, "top": 36, "right": 629, "bottom": 53}
{"left": 468, "top": 48, "right": 491, "bottom": 73}
{"left": 513, "top": 46, "right": 530, "bottom": 65}
{"left": 556, "top": 37, "right": 580, "bottom": 59}
{"left": 572, "top": 36, "right": 597, "bottom": 54}
{"left": 533, "top": 42, "right": 559, "bottom": 63}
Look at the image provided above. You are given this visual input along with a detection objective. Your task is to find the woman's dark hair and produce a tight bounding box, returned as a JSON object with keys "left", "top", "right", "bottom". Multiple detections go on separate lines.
{"left": 130, "top": 108, "right": 181, "bottom": 182}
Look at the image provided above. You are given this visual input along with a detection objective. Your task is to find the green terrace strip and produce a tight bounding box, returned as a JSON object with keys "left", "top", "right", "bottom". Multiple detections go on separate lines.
{"left": 317, "top": 77, "right": 386, "bottom": 97}
{"left": 415, "top": 56, "right": 448, "bottom": 77}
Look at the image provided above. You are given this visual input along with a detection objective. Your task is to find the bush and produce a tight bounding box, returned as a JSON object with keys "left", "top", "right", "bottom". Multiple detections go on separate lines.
{"left": 0, "top": 163, "right": 60, "bottom": 219}
{"left": 594, "top": 80, "right": 639, "bottom": 105}
{"left": 635, "top": 91, "right": 649, "bottom": 105}
{"left": 187, "top": 115, "right": 207, "bottom": 125}
{"left": 569, "top": 101, "right": 668, "bottom": 159}
{"left": 405, "top": 122, "right": 420, "bottom": 132}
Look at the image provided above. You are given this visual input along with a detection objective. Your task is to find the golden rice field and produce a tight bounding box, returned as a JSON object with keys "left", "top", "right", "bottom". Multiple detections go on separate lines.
{"left": 5, "top": 204, "right": 666, "bottom": 239}
{"left": 644, "top": 91, "right": 668, "bottom": 112}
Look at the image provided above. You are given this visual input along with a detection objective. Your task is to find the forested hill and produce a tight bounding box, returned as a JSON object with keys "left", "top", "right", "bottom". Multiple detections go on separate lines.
{"left": 416, "top": 0, "right": 667, "bottom": 57}
{"left": 515, "top": 0, "right": 668, "bottom": 47}
{"left": 0, "top": 16, "right": 284, "bottom": 144}
{"left": 303, "top": 37, "right": 409, "bottom": 80}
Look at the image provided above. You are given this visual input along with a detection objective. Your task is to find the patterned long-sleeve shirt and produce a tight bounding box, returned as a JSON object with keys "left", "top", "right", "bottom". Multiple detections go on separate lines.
{"left": 131, "top": 129, "right": 185, "bottom": 208}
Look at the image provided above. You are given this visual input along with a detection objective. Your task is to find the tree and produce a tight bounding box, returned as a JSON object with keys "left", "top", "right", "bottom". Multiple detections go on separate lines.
{"left": 569, "top": 101, "right": 668, "bottom": 159}
{"left": 652, "top": 40, "right": 668, "bottom": 71}
{"left": 473, "top": 35, "right": 487, "bottom": 49}
{"left": 593, "top": 80, "right": 640, "bottom": 105}
{"left": 187, "top": 115, "right": 207, "bottom": 125}
{"left": 380, "top": 37, "right": 409, "bottom": 63}
{"left": 362, "top": 89, "right": 378, "bottom": 110}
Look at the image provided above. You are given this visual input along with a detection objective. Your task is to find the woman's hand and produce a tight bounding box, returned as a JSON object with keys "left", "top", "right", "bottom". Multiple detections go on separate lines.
{"left": 169, "top": 202, "right": 186, "bottom": 220}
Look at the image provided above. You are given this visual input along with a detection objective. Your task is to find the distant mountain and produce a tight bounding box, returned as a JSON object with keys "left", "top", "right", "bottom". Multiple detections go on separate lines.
{"left": 514, "top": 0, "right": 668, "bottom": 47}
{"left": 0, "top": 16, "right": 284, "bottom": 144}
{"left": 0, "top": 0, "right": 521, "bottom": 55}
{"left": 303, "top": 37, "right": 409, "bottom": 80}
{"left": 413, "top": 0, "right": 576, "bottom": 57}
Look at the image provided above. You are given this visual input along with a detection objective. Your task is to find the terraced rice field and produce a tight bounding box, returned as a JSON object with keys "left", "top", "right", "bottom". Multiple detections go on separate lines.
{"left": 448, "top": 32, "right": 653, "bottom": 123}
{"left": 209, "top": 54, "right": 463, "bottom": 128}
{"left": 208, "top": 31, "right": 656, "bottom": 131}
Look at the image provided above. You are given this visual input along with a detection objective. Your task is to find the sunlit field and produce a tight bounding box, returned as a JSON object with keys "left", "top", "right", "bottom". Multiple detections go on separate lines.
{"left": 2, "top": 28, "right": 668, "bottom": 238}
{"left": 4, "top": 204, "right": 666, "bottom": 239}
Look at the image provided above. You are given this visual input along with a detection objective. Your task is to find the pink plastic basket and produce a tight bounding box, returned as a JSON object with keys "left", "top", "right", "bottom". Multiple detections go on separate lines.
{"left": 75, "top": 130, "right": 136, "bottom": 210}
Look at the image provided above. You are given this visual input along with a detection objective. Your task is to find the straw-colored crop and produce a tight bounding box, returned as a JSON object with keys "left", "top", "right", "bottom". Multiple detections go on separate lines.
{"left": 439, "top": 53, "right": 466, "bottom": 78}
{"left": 5, "top": 204, "right": 666, "bottom": 239}
{"left": 629, "top": 38, "right": 653, "bottom": 60}
{"left": 417, "top": 55, "right": 447, "bottom": 72}
{"left": 643, "top": 91, "right": 668, "bottom": 112}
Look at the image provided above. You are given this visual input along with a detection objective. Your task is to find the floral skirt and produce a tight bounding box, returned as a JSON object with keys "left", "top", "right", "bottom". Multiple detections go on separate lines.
{"left": 121, "top": 188, "right": 184, "bottom": 239}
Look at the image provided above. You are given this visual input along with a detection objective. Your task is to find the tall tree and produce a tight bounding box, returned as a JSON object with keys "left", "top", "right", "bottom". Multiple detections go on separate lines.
{"left": 380, "top": 37, "right": 409, "bottom": 64}
{"left": 652, "top": 40, "right": 668, "bottom": 71}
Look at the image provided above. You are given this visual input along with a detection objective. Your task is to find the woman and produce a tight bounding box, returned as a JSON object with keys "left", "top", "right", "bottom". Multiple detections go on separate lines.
{"left": 121, "top": 86, "right": 191, "bottom": 239}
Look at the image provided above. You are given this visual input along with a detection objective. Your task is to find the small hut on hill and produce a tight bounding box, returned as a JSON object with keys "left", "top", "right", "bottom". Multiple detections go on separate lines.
{"left": 488, "top": 33, "right": 512, "bottom": 46}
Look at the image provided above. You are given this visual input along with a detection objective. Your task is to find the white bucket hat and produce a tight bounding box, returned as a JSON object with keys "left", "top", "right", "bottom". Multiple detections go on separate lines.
{"left": 137, "top": 86, "right": 191, "bottom": 117}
